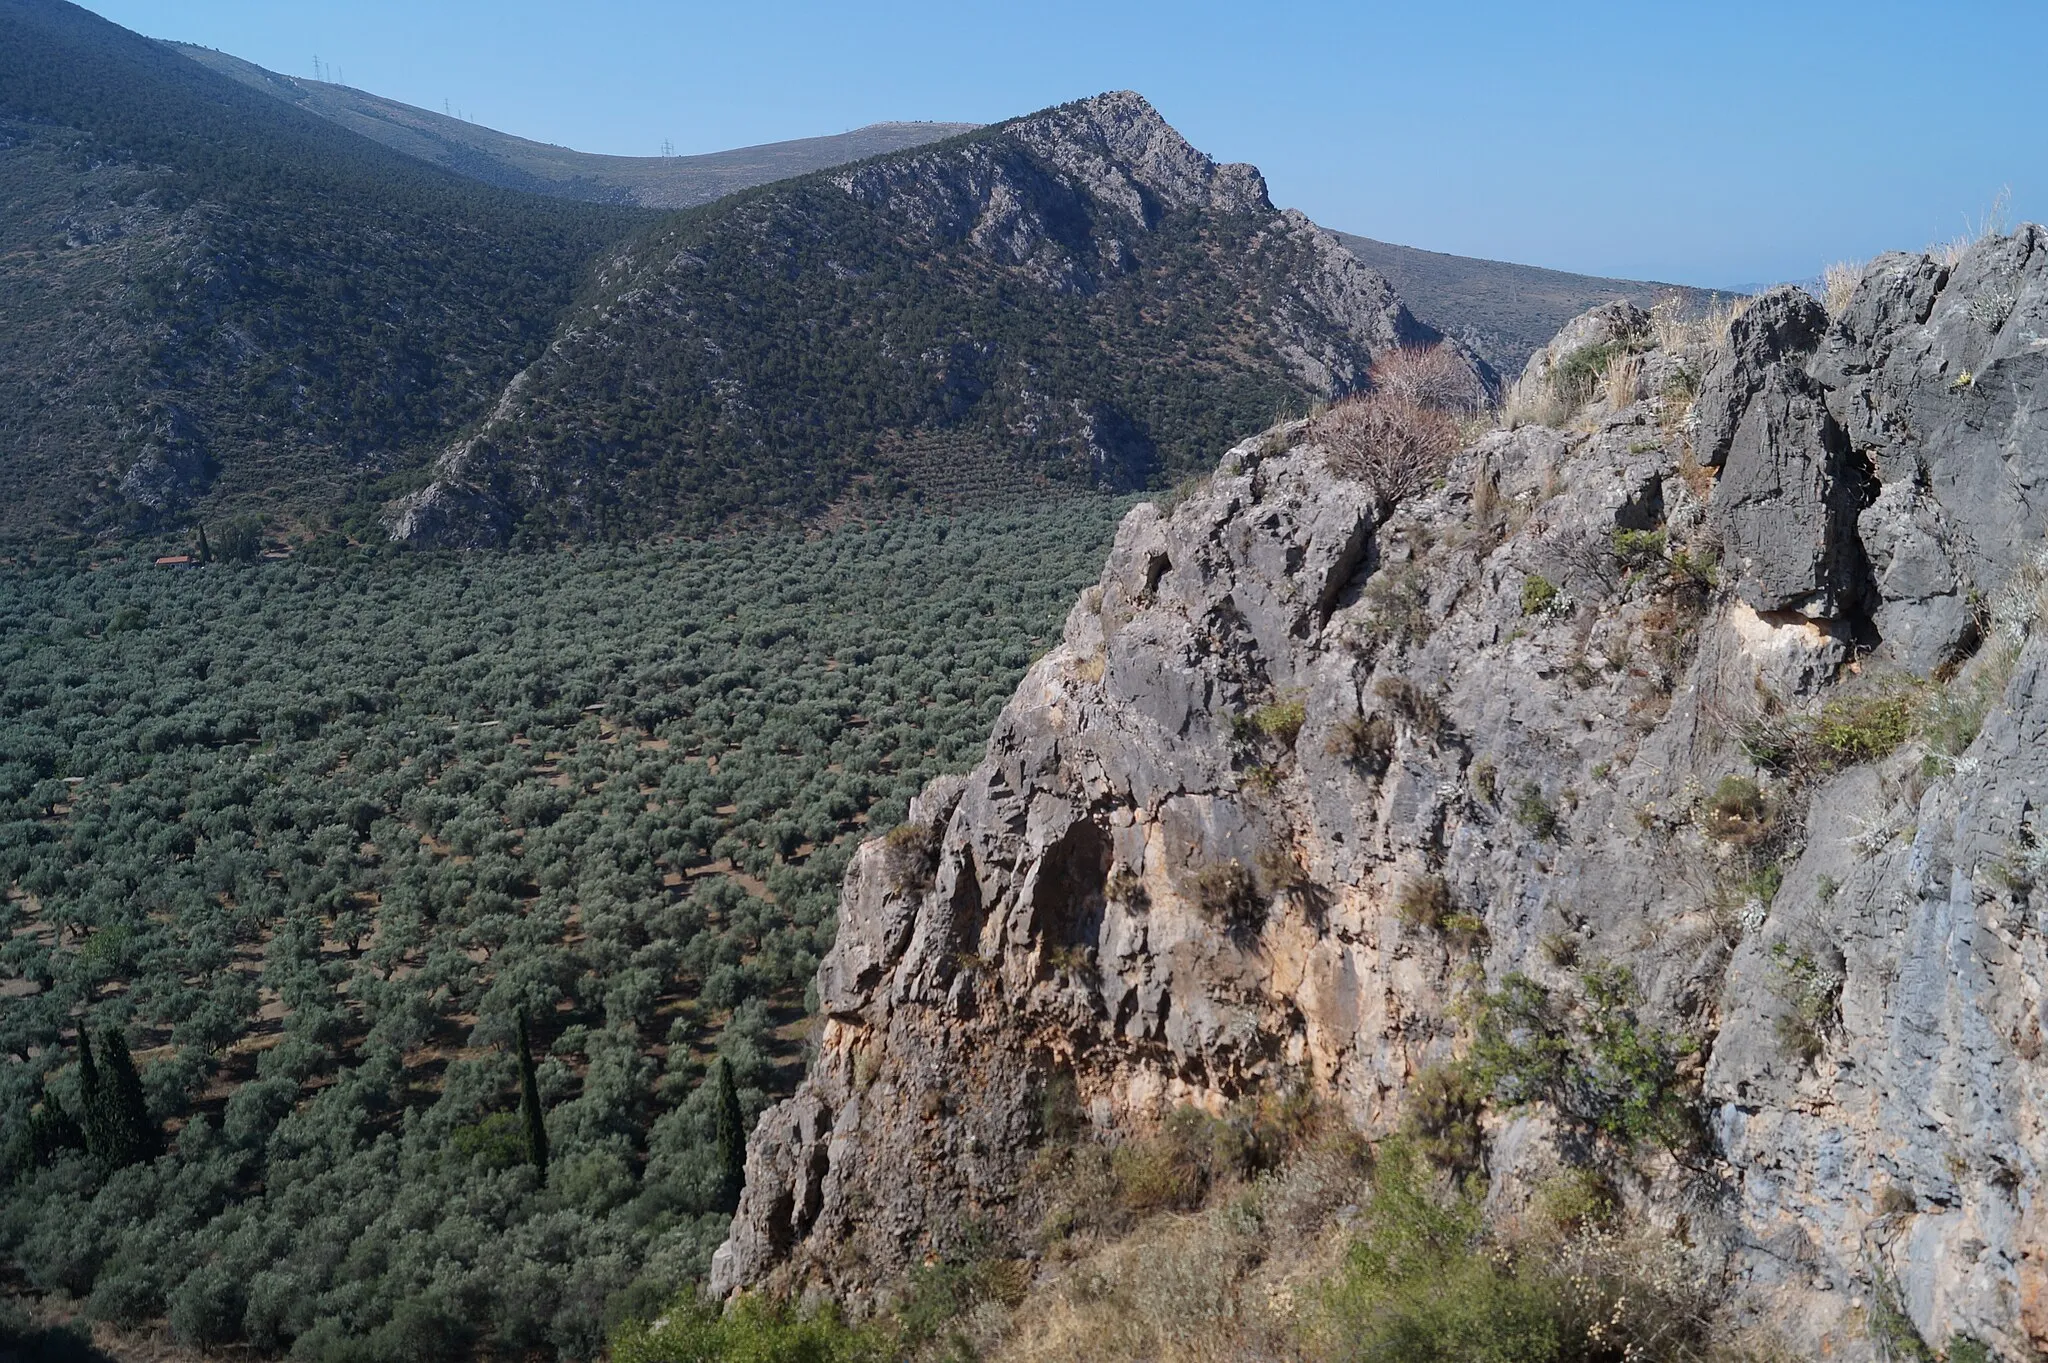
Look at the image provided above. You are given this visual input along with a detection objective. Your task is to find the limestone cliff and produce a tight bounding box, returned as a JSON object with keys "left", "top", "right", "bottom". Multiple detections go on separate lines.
{"left": 717, "top": 227, "right": 2048, "bottom": 1358}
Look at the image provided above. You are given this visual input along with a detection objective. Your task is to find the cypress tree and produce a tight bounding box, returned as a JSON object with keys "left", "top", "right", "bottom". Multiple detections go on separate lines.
{"left": 196, "top": 524, "right": 212, "bottom": 565}
{"left": 712, "top": 1056, "right": 746, "bottom": 1208}
{"left": 516, "top": 1010, "right": 548, "bottom": 1184}
{"left": 98, "top": 1028, "right": 158, "bottom": 1168}
{"left": 76, "top": 1029, "right": 108, "bottom": 1166}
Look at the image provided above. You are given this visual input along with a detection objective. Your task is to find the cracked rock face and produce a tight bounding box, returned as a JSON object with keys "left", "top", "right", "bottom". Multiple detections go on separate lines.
{"left": 717, "top": 237, "right": 2048, "bottom": 1359}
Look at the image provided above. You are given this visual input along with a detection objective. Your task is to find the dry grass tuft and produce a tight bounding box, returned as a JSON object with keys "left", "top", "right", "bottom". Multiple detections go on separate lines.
{"left": 1932, "top": 185, "right": 2013, "bottom": 268}
{"left": 1500, "top": 371, "right": 1574, "bottom": 430}
{"left": 1688, "top": 293, "right": 1754, "bottom": 354}
{"left": 882, "top": 819, "right": 942, "bottom": 891}
{"left": 1603, "top": 351, "right": 1644, "bottom": 409}
{"left": 1822, "top": 260, "right": 1863, "bottom": 317}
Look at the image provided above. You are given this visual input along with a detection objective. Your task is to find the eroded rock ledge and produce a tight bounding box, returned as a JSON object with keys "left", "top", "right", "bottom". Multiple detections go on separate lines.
{"left": 717, "top": 228, "right": 2048, "bottom": 1359}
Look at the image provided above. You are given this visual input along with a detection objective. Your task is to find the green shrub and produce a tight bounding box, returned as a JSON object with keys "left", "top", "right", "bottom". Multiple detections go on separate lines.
{"left": 611, "top": 1294, "right": 891, "bottom": 1363}
{"left": 1947, "top": 1337, "right": 1994, "bottom": 1363}
{"left": 1520, "top": 575, "right": 1559, "bottom": 617}
{"left": 1551, "top": 341, "right": 1623, "bottom": 405}
{"left": 451, "top": 1111, "right": 529, "bottom": 1170}
{"left": 1813, "top": 693, "right": 1916, "bottom": 766}
{"left": 1668, "top": 546, "right": 1719, "bottom": 586}
{"left": 1466, "top": 966, "right": 1700, "bottom": 1154}
{"left": 1610, "top": 528, "right": 1667, "bottom": 571}
{"left": 1245, "top": 696, "right": 1307, "bottom": 748}
{"left": 1401, "top": 1066, "right": 1486, "bottom": 1176}
{"left": 1769, "top": 943, "right": 1842, "bottom": 1067}
{"left": 1314, "top": 1139, "right": 1716, "bottom": 1363}
{"left": 1528, "top": 1167, "right": 1618, "bottom": 1234}
{"left": 1512, "top": 783, "right": 1561, "bottom": 841}
{"left": 1441, "top": 911, "right": 1490, "bottom": 952}
{"left": 1702, "top": 776, "right": 1771, "bottom": 844}
{"left": 1747, "top": 689, "right": 1919, "bottom": 778}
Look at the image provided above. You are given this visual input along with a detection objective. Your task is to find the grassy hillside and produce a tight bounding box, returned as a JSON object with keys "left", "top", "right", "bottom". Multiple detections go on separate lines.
{"left": 0, "top": 497, "right": 1128, "bottom": 1359}
{"left": 168, "top": 42, "right": 977, "bottom": 211}
{"left": 1333, "top": 231, "right": 1724, "bottom": 375}
{"left": 0, "top": 0, "right": 650, "bottom": 547}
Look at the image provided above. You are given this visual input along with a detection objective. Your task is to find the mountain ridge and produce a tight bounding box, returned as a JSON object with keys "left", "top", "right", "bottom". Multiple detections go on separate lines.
{"left": 164, "top": 40, "right": 1711, "bottom": 387}
{"left": 387, "top": 90, "right": 1492, "bottom": 547}
{"left": 1334, "top": 230, "right": 1725, "bottom": 375}
{"left": 0, "top": 0, "right": 651, "bottom": 546}
{"left": 166, "top": 41, "right": 979, "bottom": 210}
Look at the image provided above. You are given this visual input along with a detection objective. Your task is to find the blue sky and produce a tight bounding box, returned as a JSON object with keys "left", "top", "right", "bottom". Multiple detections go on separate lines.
{"left": 84, "top": 0, "right": 2043, "bottom": 289}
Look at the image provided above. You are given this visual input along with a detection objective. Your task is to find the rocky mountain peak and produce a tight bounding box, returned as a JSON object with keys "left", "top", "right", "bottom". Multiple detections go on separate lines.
{"left": 386, "top": 93, "right": 1486, "bottom": 548}
{"left": 1004, "top": 90, "right": 1272, "bottom": 223}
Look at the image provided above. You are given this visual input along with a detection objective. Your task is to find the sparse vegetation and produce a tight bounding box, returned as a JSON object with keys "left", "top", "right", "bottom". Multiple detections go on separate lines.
{"left": 1466, "top": 965, "right": 1701, "bottom": 1155}
{"left": 1360, "top": 562, "right": 1434, "bottom": 647}
{"left": 1702, "top": 776, "right": 1773, "bottom": 844}
{"left": 1395, "top": 874, "right": 1451, "bottom": 932}
{"left": 1314, "top": 1139, "right": 1724, "bottom": 1363}
{"left": 884, "top": 820, "right": 944, "bottom": 893}
{"left": 1365, "top": 343, "right": 1485, "bottom": 413}
{"left": 1769, "top": 942, "right": 1843, "bottom": 1066}
{"left": 1550, "top": 340, "right": 1625, "bottom": 406}
{"left": 1400, "top": 1066, "right": 1486, "bottom": 1176}
{"left": 1242, "top": 695, "right": 1308, "bottom": 748}
{"left": 1470, "top": 757, "right": 1499, "bottom": 805}
{"left": 1822, "top": 260, "right": 1864, "bottom": 317}
{"left": 1373, "top": 675, "right": 1446, "bottom": 739}
{"left": 1328, "top": 712, "right": 1396, "bottom": 776}
{"left": 1188, "top": 861, "right": 1264, "bottom": 935}
{"left": 612, "top": 1294, "right": 890, "bottom": 1363}
{"left": 1742, "top": 686, "right": 1935, "bottom": 780}
{"left": 1512, "top": 783, "right": 1562, "bottom": 841}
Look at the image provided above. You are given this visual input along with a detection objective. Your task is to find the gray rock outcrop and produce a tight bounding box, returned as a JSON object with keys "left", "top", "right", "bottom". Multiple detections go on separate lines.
{"left": 716, "top": 233, "right": 2048, "bottom": 1359}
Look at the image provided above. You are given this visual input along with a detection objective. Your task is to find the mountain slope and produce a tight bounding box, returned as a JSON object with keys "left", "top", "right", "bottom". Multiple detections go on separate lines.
{"left": 166, "top": 42, "right": 1718, "bottom": 392}
{"left": 1334, "top": 230, "right": 1723, "bottom": 376}
{"left": 716, "top": 234, "right": 2048, "bottom": 1356}
{"left": 391, "top": 92, "right": 1490, "bottom": 546}
{"left": 167, "top": 42, "right": 978, "bottom": 210}
{"left": 0, "top": 0, "right": 648, "bottom": 546}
